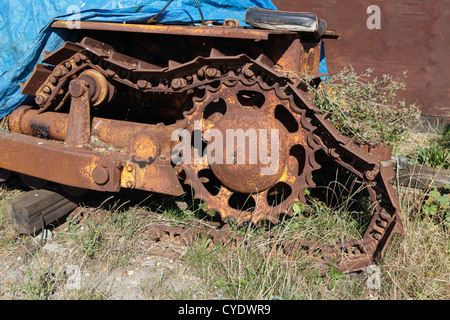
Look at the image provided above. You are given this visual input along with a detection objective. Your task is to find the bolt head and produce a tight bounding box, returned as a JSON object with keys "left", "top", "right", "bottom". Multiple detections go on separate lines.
{"left": 35, "top": 95, "right": 46, "bottom": 105}
{"left": 69, "top": 80, "right": 86, "bottom": 98}
{"left": 137, "top": 80, "right": 148, "bottom": 89}
{"left": 205, "top": 67, "right": 218, "bottom": 78}
{"left": 92, "top": 166, "right": 109, "bottom": 185}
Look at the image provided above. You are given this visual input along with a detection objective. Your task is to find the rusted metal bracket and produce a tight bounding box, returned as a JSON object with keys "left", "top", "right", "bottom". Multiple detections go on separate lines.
{"left": 0, "top": 131, "right": 122, "bottom": 192}
{"left": 50, "top": 20, "right": 297, "bottom": 40}
{"left": 65, "top": 79, "right": 91, "bottom": 147}
{"left": 7, "top": 106, "right": 185, "bottom": 196}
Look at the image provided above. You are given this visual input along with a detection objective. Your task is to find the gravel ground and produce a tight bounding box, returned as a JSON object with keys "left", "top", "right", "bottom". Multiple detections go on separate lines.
{"left": 0, "top": 226, "right": 204, "bottom": 300}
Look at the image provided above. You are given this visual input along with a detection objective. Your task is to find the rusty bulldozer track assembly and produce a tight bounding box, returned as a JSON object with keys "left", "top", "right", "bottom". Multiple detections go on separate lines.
{"left": 0, "top": 10, "right": 403, "bottom": 273}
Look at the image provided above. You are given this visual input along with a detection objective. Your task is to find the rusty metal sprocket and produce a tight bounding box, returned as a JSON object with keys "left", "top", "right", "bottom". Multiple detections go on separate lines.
{"left": 177, "top": 78, "right": 321, "bottom": 225}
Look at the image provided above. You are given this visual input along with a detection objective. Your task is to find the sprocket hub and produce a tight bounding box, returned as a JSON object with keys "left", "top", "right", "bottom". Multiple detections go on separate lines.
{"left": 209, "top": 107, "right": 289, "bottom": 194}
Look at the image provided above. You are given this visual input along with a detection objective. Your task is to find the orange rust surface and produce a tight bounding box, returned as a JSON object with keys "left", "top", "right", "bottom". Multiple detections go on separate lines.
{"left": 0, "top": 130, "right": 122, "bottom": 192}
{"left": 273, "top": 36, "right": 321, "bottom": 76}
{"left": 51, "top": 20, "right": 296, "bottom": 40}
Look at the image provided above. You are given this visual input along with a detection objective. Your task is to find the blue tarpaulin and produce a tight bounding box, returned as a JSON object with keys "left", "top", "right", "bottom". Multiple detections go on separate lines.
{"left": 0, "top": 0, "right": 327, "bottom": 119}
{"left": 0, "top": 0, "right": 277, "bottom": 118}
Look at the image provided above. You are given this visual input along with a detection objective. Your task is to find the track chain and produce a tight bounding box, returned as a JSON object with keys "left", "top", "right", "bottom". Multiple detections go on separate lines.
{"left": 22, "top": 37, "right": 404, "bottom": 272}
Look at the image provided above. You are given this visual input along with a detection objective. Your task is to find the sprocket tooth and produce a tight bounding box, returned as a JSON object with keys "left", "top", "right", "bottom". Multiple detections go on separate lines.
{"left": 193, "top": 190, "right": 208, "bottom": 201}
{"left": 204, "top": 202, "right": 221, "bottom": 214}
{"left": 168, "top": 60, "right": 182, "bottom": 69}
{"left": 307, "top": 155, "right": 321, "bottom": 173}
{"left": 209, "top": 48, "right": 226, "bottom": 58}
{"left": 184, "top": 177, "right": 193, "bottom": 186}
{"left": 305, "top": 173, "right": 316, "bottom": 189}
{"left": 236, "top": 211, "right": 254, "bottom": 225}
{"left": 250, "top": 207, "right": 281, "bottom": 226}
{"left": 255, "top": 54, "right": 274, "bottom": 68}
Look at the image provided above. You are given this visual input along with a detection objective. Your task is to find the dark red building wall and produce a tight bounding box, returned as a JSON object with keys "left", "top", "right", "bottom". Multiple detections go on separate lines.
{"left": 273, "top": 0, "right": 450, "bottom": 119}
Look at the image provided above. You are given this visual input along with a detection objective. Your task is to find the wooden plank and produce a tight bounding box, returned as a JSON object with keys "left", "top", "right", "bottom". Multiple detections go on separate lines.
{"left": 398, "top": 165, "right": 450, "bottom": 189}
{"left": 6, "top": 189, "right": 77, "bottom": 235}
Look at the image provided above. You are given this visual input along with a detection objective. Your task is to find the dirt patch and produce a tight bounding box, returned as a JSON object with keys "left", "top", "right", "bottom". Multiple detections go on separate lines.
{"left": 0, "top": 212, "right": 205, "bottom": 300}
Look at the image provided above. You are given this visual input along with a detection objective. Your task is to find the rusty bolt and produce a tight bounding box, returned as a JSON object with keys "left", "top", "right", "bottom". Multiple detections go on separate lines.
{"left": 171, "top": 78, "right": 186, "bottom": 90}
{"left": 73, "top": 54, "right": 81, "bottom": 63}
{"left": 126, "top": 164, "right": 134, "bottom": 172}
{"left": 205, "top": 67, "right": 218, "bottom": 79}
{"left": 365, "top": 168, "right": 379, "bottom": 181}
{"left": 126, "top": 180, "right": 134, "bottom": 189}
{"left": 243, "top": 64, "right": 255, "bottom": 78}
{"left": 106, "top": 66, "right": 116, "bottom": 77}
{"left": 197, "top": 67, "right": 205, "bottom": 78}
{"left": 43, "top": 86, "right": 51, "bottom": 94}
{"left": 92, "top": 166, "right": 110, "bottom": 185}
{"left": 52, "top": 66, "right": 66, "bottom": 78}
{"left": 68, "top": 80, "right": 86, "bottom": 98}
{"left": 35, "top": 95, "right": 46, "bottom": 105}
{"left": 137, "top": 80, "right": 148, "bottom": 89}
{"left": 244, "top": 68, "right": 254, "bottom": 78}
{"left": 363, "top": 242, "right": 377, "bottom": 255}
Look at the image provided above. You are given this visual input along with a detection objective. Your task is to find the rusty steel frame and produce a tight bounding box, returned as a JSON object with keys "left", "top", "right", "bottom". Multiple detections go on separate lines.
{"left": 51, "top": 20, "right": 298, "bottom": 40}
{"left": 7, "top": 104, "right": 184, "bottom": 196}
{"left": 49, "top": 20, "right": 325, "bottom": 77}
{"left": 0, "top": 130, "right": 122, "bottom": 192}
{"left": 0, "top": 128, "right": 184, "bottom": 196}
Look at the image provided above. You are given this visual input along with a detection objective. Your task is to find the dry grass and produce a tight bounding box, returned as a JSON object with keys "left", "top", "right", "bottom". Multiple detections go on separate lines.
{"left": 377, "top": 185, "right": 449, "bottom": 299}
{"left": 180, "top": 181, "right": 449, "bottom": 300}
{"left": 0, "top": 166, "right": 449, "bottom": 300}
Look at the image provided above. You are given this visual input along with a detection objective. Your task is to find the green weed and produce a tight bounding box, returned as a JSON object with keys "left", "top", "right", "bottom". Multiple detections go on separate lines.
{"left": 421, "top": 185, "right": 450, "bottom": 227}
{"left": 411, "top": 139, "right": 450, "bottom": 170}
{"left": 308, "top": 68, "right": 420, "bottom": 146}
